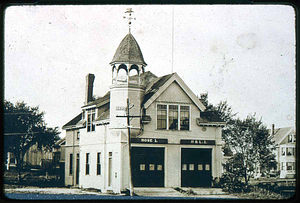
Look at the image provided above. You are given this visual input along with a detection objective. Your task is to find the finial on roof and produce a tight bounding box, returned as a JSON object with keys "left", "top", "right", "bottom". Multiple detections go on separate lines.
{"left": 123, "top": 8, "right": 136, "bottom": 33}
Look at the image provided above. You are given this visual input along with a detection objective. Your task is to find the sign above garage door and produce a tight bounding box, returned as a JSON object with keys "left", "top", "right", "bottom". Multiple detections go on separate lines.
{"left": 180, "top": 139, "right": 215, "bottom": 145}
{"left": 131, "top": 138, "right": 168, "bottom": 144}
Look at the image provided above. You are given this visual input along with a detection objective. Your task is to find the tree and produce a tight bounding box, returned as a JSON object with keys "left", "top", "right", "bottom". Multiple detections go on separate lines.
{"left": 4, "top": 100, "right": 60, "bottom": 180}
{"left": 199, "top": 93, "right": 236, "bottom": 155}
{"left": 199, "top": 93, "right": 277, "bottom": 183}
{"left": 222, "top": 114, "right": 277, "bottom": 184}
{"left": 199, "top": 93, "right": 237, "bottom": 123}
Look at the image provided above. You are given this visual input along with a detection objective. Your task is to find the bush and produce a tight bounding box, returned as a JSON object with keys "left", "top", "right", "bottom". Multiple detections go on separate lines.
{"left": 220, "top": 172, "right": 252, "bottom": 193}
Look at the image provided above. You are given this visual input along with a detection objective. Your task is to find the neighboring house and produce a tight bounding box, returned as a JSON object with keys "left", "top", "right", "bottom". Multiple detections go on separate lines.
{"left": 62, "top": 113, "right": 82, "bottom": 186}
{"left": 52, "top": 137, "right": 66, "bottom": 182}
{"left": 23, "top": 143, "right": 53, "bottom": 169}
{"left": 63, "top": 31, "right": 225, "bottom": 193}
{"left": 5, "top": 143, "right": 53, "bottom": 170}
{"left": 270, "top": 125, "right": 296, "bottom": 179}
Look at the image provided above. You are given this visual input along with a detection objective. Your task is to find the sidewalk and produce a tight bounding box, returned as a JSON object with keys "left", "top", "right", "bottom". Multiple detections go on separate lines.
{"left": 134, "top": 187, "right": 239, "bottom": 198}
{"left": 4, "top": 186, "right": 239, "bottom": 199}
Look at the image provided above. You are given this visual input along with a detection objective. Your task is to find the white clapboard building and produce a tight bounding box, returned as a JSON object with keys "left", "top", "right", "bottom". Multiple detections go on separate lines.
{"left": 62, "top": 30, "right": 225, "bottom": 193}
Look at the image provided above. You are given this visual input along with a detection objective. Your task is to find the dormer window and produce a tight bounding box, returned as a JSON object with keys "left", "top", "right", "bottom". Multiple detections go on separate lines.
{"left": 157, "top": 103, "right": 190, "bottom": 131}
{"left": 288, "top": 134, "right": 296, "bottom": 143}
{"left": 87, "top": 109, "right": 95, "bottom": 132}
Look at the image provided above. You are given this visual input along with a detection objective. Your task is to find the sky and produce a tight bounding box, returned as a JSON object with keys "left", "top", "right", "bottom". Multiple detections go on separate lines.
{"left": 4, "top": 5, "right": 296, "bottom": 137}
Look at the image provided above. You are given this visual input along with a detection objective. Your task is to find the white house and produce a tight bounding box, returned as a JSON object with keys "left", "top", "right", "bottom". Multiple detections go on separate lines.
{"left": 270, "top": 125, "right": 296, "bottom": 179}
{"left": 62, "top": 31, "right": 225, "bottom": 193}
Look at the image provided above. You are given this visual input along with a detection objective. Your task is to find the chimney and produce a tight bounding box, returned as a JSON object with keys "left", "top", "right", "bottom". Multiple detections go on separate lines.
{"left": 272, "top": 124, "right": 275, "bottom": 136}
{"left": 85, "top": 73, "right": 95, "bottom": 104}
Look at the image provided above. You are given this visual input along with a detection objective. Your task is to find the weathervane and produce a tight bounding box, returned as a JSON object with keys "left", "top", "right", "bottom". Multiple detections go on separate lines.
{"left": 123, "top": 8, "right": 136, "bottom": 33}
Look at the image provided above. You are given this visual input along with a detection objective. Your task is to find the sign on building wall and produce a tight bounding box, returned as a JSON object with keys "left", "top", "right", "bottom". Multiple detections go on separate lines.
{"left": 131, "top": 138, "right": 168, "bottom": 144}
{"left": 180, "top": 139, "right": 215, "bottom": 145}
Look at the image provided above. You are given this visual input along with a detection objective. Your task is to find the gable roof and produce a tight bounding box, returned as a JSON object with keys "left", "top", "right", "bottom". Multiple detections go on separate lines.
{"left": 143, "top": 72, "right": 206, "bottom": 111}
{"left": 270, "top": 127, "right": 294, "bottom": 145}
{"left": 82, "top": 91, "right": 110, "bottom": 109}
{"left": 62, "top": 113, "right": 82, "bottom": 129}
{"left": 63, "top": 71, "right": 208, "bottom": 129}
{"left": 142, "top": 73, "right": 174, "bottom": 105}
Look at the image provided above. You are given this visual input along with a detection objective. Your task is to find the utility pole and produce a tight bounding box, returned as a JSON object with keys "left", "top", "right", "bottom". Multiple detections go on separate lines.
{"left": 127, "top": 98, "right": 134, "bottom": 196}
{"left": 116, "top": 98, "right": 141, "bottom": 196}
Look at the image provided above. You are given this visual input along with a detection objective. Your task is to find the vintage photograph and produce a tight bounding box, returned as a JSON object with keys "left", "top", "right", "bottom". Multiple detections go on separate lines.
{"left": 4, "top": 4, "right": 296, "bottom": 200}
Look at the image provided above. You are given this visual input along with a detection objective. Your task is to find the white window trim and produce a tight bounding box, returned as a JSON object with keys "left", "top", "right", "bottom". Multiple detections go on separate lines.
{"left": 87, "top": 109, "right": 96, "bottom": 132}
{"left": 96, "top": 152, "right": 102, "bottom": 176}
{"left": 156, "top": 103, "right": 191, "bottom": 131}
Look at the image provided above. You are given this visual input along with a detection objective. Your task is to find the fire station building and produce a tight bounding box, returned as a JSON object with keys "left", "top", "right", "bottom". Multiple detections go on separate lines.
{"left": 62, "top": 31, "right": 225, "bottom": 193}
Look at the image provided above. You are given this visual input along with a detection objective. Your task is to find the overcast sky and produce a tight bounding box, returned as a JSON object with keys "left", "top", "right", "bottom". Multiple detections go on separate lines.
{"left": 4, "top": 5, "right": 296, "bottom": 136}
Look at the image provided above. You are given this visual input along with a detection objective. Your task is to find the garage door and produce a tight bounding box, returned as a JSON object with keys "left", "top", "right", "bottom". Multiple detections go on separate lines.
{"left": 131, "top": 147, "right": 164, "bottom": 187}
{"left": 181, "top": 148, "right": 212, "bottom": 187}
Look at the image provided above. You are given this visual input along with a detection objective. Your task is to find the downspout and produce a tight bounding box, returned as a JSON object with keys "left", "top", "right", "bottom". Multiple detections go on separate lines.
{"left": 72, "top": 130, "right": 75, "bottom": 186}
{"left": 103, "top": 124, "right": 107, "bottom": 191}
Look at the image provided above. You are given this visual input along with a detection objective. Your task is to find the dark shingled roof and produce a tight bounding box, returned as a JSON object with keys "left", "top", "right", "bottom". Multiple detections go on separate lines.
{"left": 110, "top": 34, "right": 146, "bottom": 65}
{"left": 82, "top": 91, "right": 110, "bottom": 108}
{"left": 199, "top": 111, "right": 225, "bottom": 123}
{"left": 142, "top": 73, "right": 174, "bottom": 105}
{"left": 62, "top": 113, "right": 82, "bottom": 129}
{"left": 269, "top": 127, "right": 294, "bottom": 145}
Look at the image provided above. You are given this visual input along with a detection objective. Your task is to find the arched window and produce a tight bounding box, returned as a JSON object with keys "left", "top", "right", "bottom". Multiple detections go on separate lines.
{"left": 112, "top": 66, "right": 116, "bottom": 78}
{"left": 117, "top": 64, "right": 128, "bottom": 76}
{"left": 129, "top": 65, "right": 139, "bottom": 77}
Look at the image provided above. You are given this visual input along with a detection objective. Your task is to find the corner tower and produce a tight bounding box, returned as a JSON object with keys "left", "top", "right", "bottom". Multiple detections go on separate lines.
{"left": 109, "top": 32, "right": 147, "bottom": 131}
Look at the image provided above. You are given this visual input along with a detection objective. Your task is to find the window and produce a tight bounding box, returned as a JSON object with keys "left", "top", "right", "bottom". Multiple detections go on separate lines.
{"left": 281, "top": 147, "right": 286, "bottom": 156}
{"left": 97, "top": 152, "right": 101, "bottom": 175}
{"left": 87, "top": 109, "right": 95, "bottom": 132}
{"left": 180, "top": 106, "right": 190, "bottom": 130}
{"left": 140, "top": 164, "right": 145, "bottom": 171}
{"left": 169, "top": 105, "right": 178, "bottom": 130}
{"left": 69, "top": 154, "right": 73, "bottom": 175}
{"left": 157, "top": 165, "right": 163, "bottom": 171}
{"left": 286, "top": 147, "right": 295, "bottom": 156}
{"left": 182, "top": 164, "right": 187, "bottom": 171}
{"left": 157, "top": 105, "right": 167, "bottom": 130}
{"left": 76, "top": 131, "right": 80, "bottom": 140}
{"left": 157, "top": 104, "right": 190, "bottom": 131}
{"left": 198, "top": 164, "right": 203, "bottom": 171}
{"left": 149, "top": 164, "right": 155, "bottom": 171}
{"left": 205, "top": 164, "right": 210, "bottom": 171}
{"left": 288, "top": 134, "right": 296, "bottom": 143}
{"left": 189, "top": 164, "right": 194, "bottom": 171}
{"left": 86, "top": 153, "right": 90, "bottom": 175}
{"left": 286, "top": 162, "right": 295, "bottom": 171}
{"left": 82, "top": 110, "right": 85, "bottom": 120}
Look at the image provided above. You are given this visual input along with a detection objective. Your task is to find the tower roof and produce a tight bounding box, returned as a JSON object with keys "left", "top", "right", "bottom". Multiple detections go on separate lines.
{"left": 110, "top": 33, "right": 147, "bottom": 66}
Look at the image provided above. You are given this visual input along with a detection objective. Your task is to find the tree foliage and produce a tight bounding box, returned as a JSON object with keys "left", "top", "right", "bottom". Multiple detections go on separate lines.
{"left": 222, "top": 114, "right": 277, "bottom": 184}
{"left": 199, "top": 93, "right": 277, "bottom": 185}
{"left": 4, "top": 100, "right": 60, "bottom": 177}
{"left": 199, "top": 93, "right": 237, "bottom": 124}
